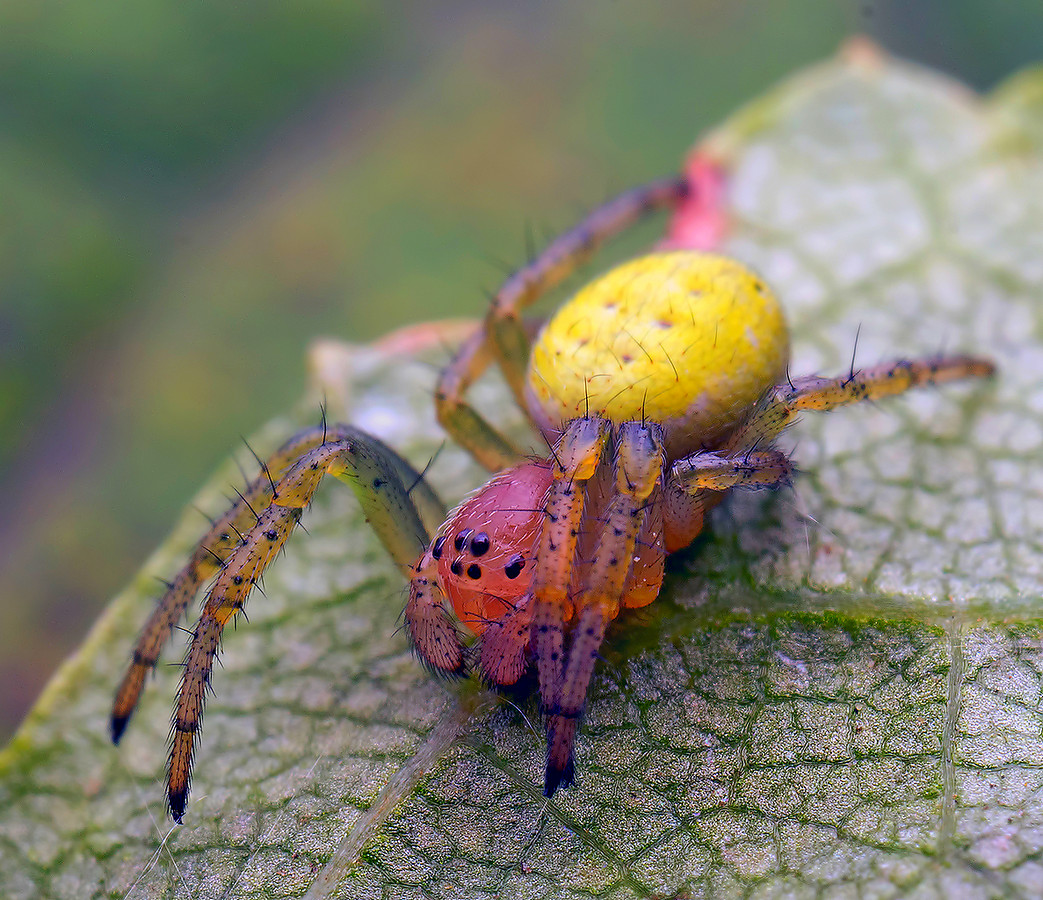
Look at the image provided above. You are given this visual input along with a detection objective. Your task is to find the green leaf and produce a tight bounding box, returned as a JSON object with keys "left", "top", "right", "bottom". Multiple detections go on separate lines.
{"left": 2, "top": 46, "right": 1042, "bottom": 899}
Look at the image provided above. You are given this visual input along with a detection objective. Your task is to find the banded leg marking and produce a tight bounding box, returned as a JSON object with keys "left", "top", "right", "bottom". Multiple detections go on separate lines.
{"left": 670, "top": 449, "right": 794, "bottom": 493}
{"left": 142, "top": 429, "right": 439, "bottom": 822}
{"left": 721, "top": 354, "right": 996, "bottom": 452}
{"left": 435, "top": 177, "right": 687, "bottom": 470}
{"left": 532, "top": 418, "right": 610, "bottom": 721}
{"left": 111, "top": 425, "right": 338, "bottom": 743}
{"left": 545, "top": 422, "right": 666, "bottom": 796}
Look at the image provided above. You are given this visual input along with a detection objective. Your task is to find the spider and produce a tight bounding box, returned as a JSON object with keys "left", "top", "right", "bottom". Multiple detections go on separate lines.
{"left": 111, "top": 158, "right": 995, "bottom": 823}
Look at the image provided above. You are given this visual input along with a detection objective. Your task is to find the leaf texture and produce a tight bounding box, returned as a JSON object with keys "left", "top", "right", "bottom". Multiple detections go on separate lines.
{"left": 2, "top": 47, "right": 1043, "bottom": 899}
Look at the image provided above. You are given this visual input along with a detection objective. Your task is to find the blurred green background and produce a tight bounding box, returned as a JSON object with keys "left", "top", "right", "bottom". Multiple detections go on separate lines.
{"left": 1, "top": 0, "right": 1041, "bottom": 743}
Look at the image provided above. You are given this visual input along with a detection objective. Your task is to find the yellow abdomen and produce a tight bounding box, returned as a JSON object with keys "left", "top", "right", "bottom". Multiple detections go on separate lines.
{"left": 525, "top": 251, "right": 790, "bottom": 458}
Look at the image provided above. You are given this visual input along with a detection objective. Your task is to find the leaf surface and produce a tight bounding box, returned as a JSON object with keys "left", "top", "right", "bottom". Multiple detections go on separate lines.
{"left": 3, "top": 47, "right": 1043, "bottom": 899}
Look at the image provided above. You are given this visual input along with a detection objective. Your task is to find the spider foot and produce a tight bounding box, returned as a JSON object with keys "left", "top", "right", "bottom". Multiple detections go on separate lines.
{"left": 544, "top": 713, "right": 579, "bottom": 797}
{"left": 110, "top": 713, "right": 131, "bottom": 745}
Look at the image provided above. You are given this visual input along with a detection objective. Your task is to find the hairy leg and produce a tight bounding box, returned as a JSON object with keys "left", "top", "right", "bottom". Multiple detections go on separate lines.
{"left": 435, "top": 178, "right": 687, "bottom": 470}
{"left": 720, "top": 355, "right": 996, "bottom": 452}
{"left": 112, "top": 426, "right": 334, "bottom": 743}
{"left": 112, "top": 425, "right": 442, "bottom": 822}
{"left": 403, "top": 558, "right": 468, "bottom": 679}
{"left": 544, "top": 422, "right": 666, "bottom": 795}
{"left": 659, "top": 355, "right": 994, "bottom": 555}
{"left": 659, "top": 449, "right": 794, "bottom": 555}
{"left": 531, "top": 418, "right": 611, "bottom": 746}
{"left": 670, "top": 448, "right": 794, "bottom": 493}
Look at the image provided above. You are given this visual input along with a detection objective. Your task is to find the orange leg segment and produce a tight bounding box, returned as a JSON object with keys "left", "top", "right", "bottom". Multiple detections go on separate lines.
{"left": 543, "top": 421, "right": 666, "bottom": 795}
{"left": 163, "top": 430, "right": 443, "bottom": 821}
{"left": 435, "top": 177, "right": 688, "bottom": 471}
{"left": 111, "top": 426, "right": 340, "bottom": 744}
{"left": 531, "top": 418, "right": 610, "bottom": 725}
{"left": 112, "top": 423, "right": 442, "bottom": 822}
{"left": 721, "top": 355, "right": 996, "bottom": 453}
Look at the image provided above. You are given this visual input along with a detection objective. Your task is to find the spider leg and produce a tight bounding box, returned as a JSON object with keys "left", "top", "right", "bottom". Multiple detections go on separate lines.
{"left": 435, "top": 177, "right": 688, "bottom": 471}
{"left": 544, "top": 421, "right": 666, "bottom": 796}
{"left": 112, "top": 425, "right": 441, "bottom": 822}
{"left": 618, "top": 487, "right": 666, "bottom": 610}
{"left": 486, "top": 179, "right": 689, "bottom": 406}
{"left": 326, "top": 428, "right": 447, "bottom": 573}
{"left": 532, "top": 418, "right": 611, "bottom": 736}
{"left": 719, "top": 354, "right": 997, "bottom": 452}
{"left": 112, "top": 425, "right": 342, "bottom": 743}
{"left": 658, "top": 354, "right": 995, "bottom": 556}
{"left": 433, "top": 324, "right": 528, "bottom": 472}
{"left": 670, "top": 448, "right": 795, "bottom": 492}
{"left": 657, "top": 449, "right": 794, "bottom": 555}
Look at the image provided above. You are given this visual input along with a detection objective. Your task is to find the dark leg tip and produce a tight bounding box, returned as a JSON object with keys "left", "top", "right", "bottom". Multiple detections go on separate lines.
{"left": 543, "top": 756, "right": 575, "bottom": 798}
{"left": 168, "top": 789, "right": 187, "bottom": 824}
{"left": 110, "top": 714, "right": 130, "bottom": 745}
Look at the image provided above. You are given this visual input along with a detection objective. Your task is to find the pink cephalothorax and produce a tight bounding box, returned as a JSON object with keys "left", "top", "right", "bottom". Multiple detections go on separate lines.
{"left": 431, "top": 461, "right": 549, "bottom": 635}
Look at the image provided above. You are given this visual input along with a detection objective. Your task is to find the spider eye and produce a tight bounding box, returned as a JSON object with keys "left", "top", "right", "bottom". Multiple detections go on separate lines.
{"left": 470, "top": 532, "right": 490, "bottom": 556}
{"left": 466, "top": 563, "right": 482, "bottom": 579}
{"left": 504, "top": 555, "right": 525, "bottom": 579}
{"left": 453, "top": 529, "right": 472, "bottom": 552}
{"left": 431, "top": 535, "right": 446, "bottom": 560}
{"left": 450, "top": 559, "right": 463, "bottom": 576}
